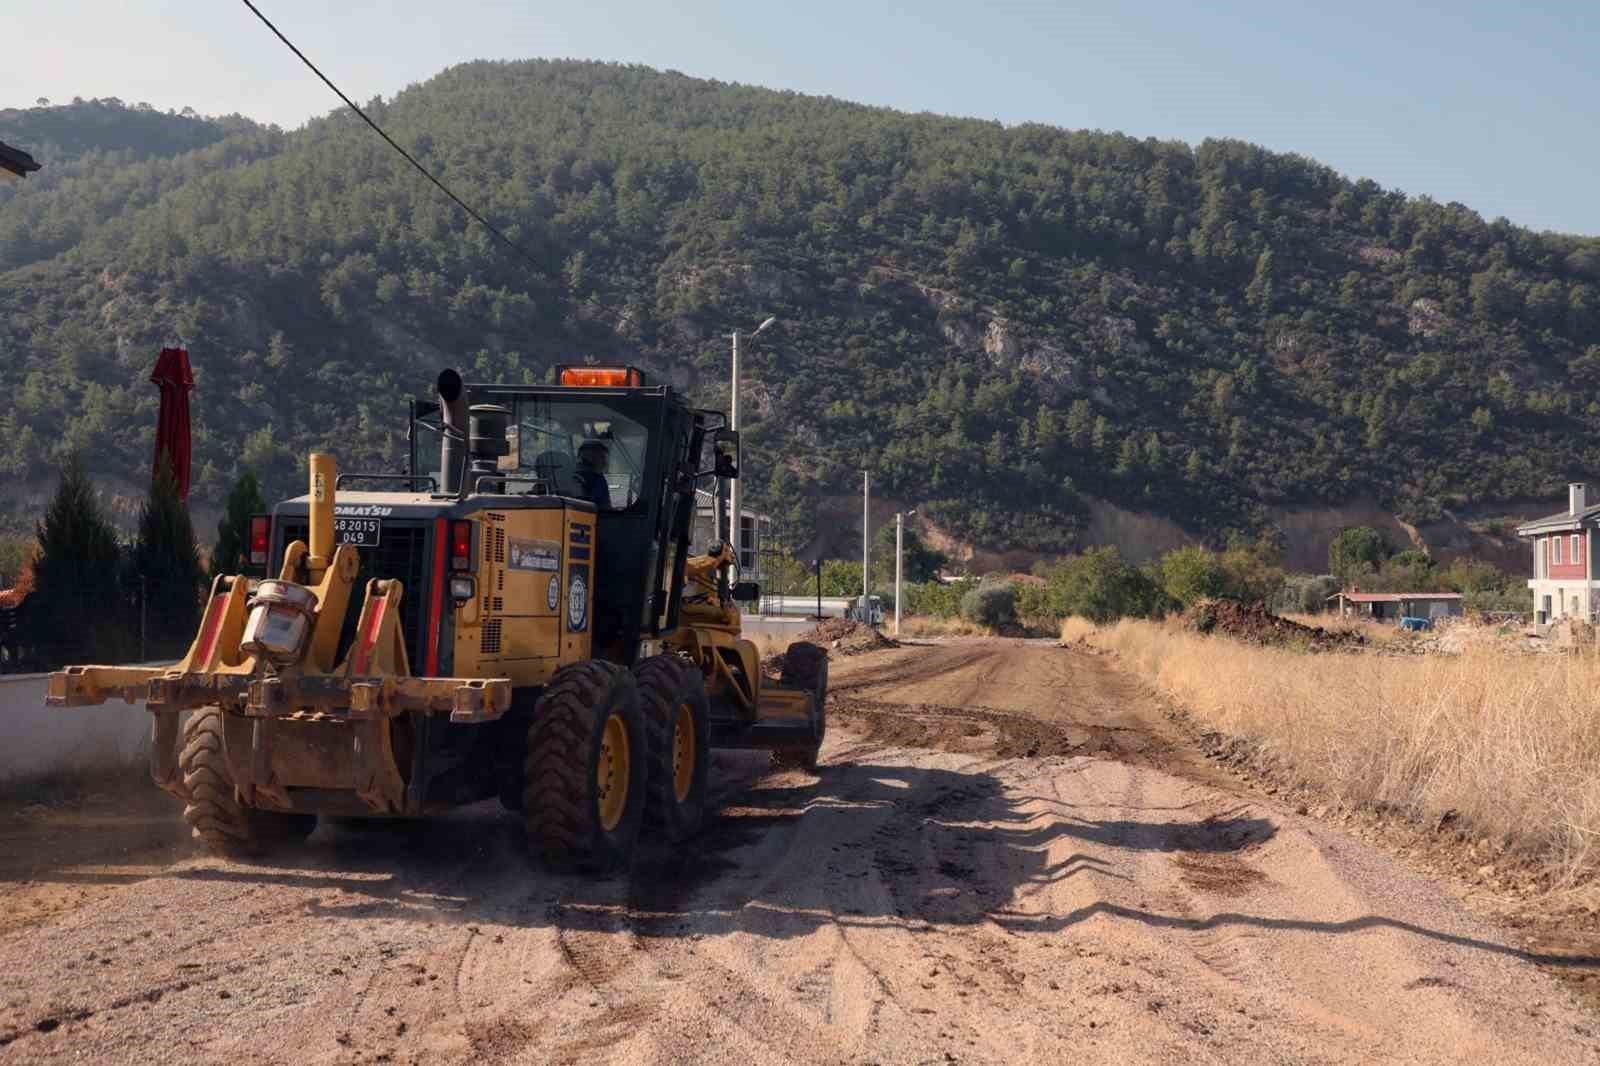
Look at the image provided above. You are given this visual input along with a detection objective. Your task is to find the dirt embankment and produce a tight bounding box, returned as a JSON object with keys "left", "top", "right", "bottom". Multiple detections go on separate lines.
{"left": 1, "top": 641, "right": 1596, "bottom": 1064}
{"left": 1186, "top": 598, "right": 1366, "bottom": 651}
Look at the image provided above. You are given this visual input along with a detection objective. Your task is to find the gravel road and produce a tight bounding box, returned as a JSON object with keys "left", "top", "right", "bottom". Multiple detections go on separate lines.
{"left": 2, "top": 639, "right": 1597, "bottom": 1064}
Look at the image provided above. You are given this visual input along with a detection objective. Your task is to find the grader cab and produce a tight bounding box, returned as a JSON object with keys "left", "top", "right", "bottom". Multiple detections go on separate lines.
{"left": 48, "top": 366, "right": 827, "bottom": 870}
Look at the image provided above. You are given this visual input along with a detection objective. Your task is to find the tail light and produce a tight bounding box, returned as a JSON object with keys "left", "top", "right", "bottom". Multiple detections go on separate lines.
{"left": 248, "top": 515, "right": 271, "bottom": 568}
{"left": 450, "top": 520, "right": 474, "bottom": 571}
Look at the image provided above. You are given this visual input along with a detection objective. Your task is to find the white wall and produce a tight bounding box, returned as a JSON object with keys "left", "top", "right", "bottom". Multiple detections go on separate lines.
{"left": 0, "top": 673, "right": 153, "bottom": 787}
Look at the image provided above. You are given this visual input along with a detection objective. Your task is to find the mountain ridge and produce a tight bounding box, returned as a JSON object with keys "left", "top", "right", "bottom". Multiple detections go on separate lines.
{"left": 3, "top": 60, "right": 1598, "bottom": 559}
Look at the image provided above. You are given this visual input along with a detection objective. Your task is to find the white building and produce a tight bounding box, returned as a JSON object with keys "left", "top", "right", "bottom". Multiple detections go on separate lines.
{"left": 1516, "top": 482, "right": 1600, "bottom": 624}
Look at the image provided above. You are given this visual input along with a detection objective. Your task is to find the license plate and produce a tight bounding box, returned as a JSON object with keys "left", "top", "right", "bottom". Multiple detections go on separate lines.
{"left": 334, "top": 517, "right": 382, "bottom": 548}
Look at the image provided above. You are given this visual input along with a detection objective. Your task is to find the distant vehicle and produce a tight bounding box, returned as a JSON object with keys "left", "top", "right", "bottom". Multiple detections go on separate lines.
{"left": 764, "top": 593, "right": 885, "bottom": 626}
{"left": 846, "top": 595, "right": 885, "bottom": 626}
{"left": 1398, "top": 616, "right": 1434, "bottom": 632}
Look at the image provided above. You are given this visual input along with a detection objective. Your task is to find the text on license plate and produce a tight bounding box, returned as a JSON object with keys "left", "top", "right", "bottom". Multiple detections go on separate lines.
{"left": 334, "top": 518, "right": 382, "bottom": 548}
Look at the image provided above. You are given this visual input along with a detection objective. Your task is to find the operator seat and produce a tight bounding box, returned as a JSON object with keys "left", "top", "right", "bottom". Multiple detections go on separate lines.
{"left": 531, "top": 450, "right": 574, "bottom": 497}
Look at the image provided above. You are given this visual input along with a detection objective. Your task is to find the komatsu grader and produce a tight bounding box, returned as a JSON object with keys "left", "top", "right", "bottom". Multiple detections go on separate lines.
{"left": 47, "top": 366, "right": 828, "bottom": 870}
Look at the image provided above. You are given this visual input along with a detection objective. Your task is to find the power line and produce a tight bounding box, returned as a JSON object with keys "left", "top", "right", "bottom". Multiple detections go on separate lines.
{"left": 238, "top": 0, "right": 542, "bottom": 272}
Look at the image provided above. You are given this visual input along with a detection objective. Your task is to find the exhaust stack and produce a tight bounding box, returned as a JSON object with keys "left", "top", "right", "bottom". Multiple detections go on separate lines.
{"left": 437, "top": 369, "right": 469, "bottom": 495}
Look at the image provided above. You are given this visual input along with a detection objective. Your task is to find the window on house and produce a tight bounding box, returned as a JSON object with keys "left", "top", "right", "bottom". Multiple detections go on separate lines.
{"left": 1574, "top": 534, "right": 1583, "bottom": 567}
{"left": 1554, "top": 537, "right": 1563, "bottom": 566}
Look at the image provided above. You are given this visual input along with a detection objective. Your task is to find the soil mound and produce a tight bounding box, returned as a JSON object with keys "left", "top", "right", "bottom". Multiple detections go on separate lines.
{"left": 800, "top": 617, "right": 899, "bottom": 655}
{"left": 1186, "top": 598, "right": 1364, "bottom": 651}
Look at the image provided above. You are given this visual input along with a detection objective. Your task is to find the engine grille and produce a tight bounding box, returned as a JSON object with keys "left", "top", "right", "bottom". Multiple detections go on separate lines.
{"left": 480, "top": 619, "right": 502, "bottom": 655}
{"left": 278, "top": 520, "right": 432, "bottom": 671}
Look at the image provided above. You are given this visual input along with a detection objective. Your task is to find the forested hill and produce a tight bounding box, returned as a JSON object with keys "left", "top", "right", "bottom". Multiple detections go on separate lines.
{"left": 3, "top": 64, "right": 1600, "bottom": 553}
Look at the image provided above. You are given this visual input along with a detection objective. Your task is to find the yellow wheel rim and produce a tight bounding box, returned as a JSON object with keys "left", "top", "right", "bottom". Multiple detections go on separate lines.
{"left": 597, "top": 713, "right": 631, "bottom": 832}
{"left": 673, "top": 702, "right": 696, "bottom": 803}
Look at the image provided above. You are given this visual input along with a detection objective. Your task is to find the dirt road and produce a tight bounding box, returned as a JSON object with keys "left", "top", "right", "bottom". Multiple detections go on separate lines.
{"left": 3, "top": 640, "right": 1598, "bottom": 1064}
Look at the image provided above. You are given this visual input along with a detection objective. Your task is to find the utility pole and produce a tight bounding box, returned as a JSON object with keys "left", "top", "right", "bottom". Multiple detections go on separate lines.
{"left": 861, "top": 470, "right": 870, "bottom": 612}
{"left": 895, "top": 512, "right": 903, "bottom": 637}
{"left": 729, "top": 329, "right": 740, "bottom": 553}
{"left": 728, "top": 316, "right": 775, "bottom": 612}
{"left": 894, "top": 508, "right": 916, "bottom": 637}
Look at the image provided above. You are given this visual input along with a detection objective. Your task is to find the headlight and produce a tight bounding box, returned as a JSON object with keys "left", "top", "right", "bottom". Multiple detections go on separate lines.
{"left": 450, "top": 575, "right": 476, "bottom": 604}
{"left": 240, "top": 580, "right": 318, "bottom": 663}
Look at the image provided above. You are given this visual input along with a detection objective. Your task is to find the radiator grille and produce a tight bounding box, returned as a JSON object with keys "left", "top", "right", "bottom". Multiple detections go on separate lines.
{"left": 480, "top": 619, "right": 502, "bottom": 655}
{"left": 494, "top": 526, "right": 506, "bottom": 563}
{"left": 278, "top": 521, "right": 431, "bottom": 671}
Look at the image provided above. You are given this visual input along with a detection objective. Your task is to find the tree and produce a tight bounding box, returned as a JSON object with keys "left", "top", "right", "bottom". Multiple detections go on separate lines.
{"left": 1158, "top": 545, "right": 1225, "bottom": 608}
{"left": 30, "top": 456, "right": 128, "bottom": 667}
{"left": 1044, "top": 546, "right": 1167, "bottom": 623}
{"left": 130, "top": 460, "right": 205, "bottom": 658}
{"left": 872, "top": 521, "right": 948, "bottom": 589}
{"left": 1328, "top": 526, "right": 1387, "bottom": 585}
{"left": 1245, "top": 248, "right": 1275, "bottom": 312}
{"left": 213, "top": 471, "right": 266, "bottom": 577}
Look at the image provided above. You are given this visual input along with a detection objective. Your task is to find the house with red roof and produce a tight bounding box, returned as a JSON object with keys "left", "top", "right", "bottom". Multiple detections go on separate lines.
{"left": 1516, "top": 482, "right": 1600, "bottom": 624}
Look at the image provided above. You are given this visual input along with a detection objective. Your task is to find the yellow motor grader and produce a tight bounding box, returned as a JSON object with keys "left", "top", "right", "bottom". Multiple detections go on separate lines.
{"left": 48, "top": 366, "right": 827, "bottom": 869}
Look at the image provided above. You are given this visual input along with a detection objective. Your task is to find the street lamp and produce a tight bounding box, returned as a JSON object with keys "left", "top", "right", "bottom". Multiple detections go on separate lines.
{"left": 895, "top": 509, "right": 917, "bottom": 637}
{"left": 728, "top": 316, "right": 777, "bottom": 599}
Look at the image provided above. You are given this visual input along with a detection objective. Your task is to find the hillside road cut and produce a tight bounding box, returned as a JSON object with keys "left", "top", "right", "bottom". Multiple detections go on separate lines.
{"left": 2, "top": 639, "right": 1597, "bottom": 1064}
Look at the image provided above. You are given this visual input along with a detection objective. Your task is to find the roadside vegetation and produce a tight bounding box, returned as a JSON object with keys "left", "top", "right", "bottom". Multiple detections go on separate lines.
{"left": 1084, "top": 617, "right": 1600, "bottom": 890}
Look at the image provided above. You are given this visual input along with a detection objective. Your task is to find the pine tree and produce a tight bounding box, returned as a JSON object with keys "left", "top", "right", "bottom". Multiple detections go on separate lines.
{"left": 213, "top": 471, "right": 266, "bottom": 577}
{"left": 130, "top": 459, "right": 205, "bottom": 658}
{"left": 30, "top": 456, "right": 127, "bottom": 667}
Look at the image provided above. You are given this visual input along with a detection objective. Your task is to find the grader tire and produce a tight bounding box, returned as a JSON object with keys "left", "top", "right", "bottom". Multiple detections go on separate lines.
{"left": 775, "top": 642, "right": 829, "bottom": 771}
{"left": 523, "top": 661, "right": 646, "bottom": 872}
{"left": 179, "top": 708, "right": 316, "bottom": 857}
{"left": 634, "top": 654, "right": 711, "bottom": 841}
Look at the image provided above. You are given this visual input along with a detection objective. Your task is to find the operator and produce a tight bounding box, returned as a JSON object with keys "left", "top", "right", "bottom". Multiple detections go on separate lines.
{"left": 574, "top": 439, "right": 613, "bottom": 510}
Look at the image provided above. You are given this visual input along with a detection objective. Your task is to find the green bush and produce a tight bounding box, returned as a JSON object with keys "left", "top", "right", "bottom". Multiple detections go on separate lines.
{"left": 960, "top": 583, "right": 1018, "bottom": 627}
{"left": 903, "top": 578, "right": 974, "bottom": 618}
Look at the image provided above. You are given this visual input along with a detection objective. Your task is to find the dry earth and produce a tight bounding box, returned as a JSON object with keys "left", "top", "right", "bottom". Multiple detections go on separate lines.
{"left": 3, "top": 639, "right": 1598, "bottom": 1064}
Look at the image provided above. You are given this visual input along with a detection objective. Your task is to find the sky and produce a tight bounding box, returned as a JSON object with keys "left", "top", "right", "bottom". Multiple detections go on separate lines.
{"left": 5, "top": 0, "right": 1597, "bottom": 235}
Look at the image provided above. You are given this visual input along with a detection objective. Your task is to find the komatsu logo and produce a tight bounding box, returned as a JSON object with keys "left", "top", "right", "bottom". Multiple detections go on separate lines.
{"left": 334, "top": 505, "right": 394, "bottom": 517}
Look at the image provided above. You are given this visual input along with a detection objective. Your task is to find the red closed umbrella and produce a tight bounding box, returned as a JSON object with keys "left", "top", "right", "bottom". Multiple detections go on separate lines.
{"left": 151, "top": 346, "right": 194, "bottom": 498}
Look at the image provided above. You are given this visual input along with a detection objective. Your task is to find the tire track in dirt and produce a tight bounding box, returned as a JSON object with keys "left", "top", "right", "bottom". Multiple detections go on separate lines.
{"left": 5, "top": 640, "right": 1600, "bottom": 1064}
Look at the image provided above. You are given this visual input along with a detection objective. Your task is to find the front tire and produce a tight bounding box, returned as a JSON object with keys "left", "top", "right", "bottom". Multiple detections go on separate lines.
{"left": 179, "top": 708, "right": 316, "bottom": 857}
{"left": 635, "top": 654, "right": 711, "bottom": 841}
{"left": 523, "top": 661, "right": 647, "bottom": 871}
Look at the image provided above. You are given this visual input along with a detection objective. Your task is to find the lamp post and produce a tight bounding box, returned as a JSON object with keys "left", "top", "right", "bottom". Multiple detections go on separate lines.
{"left": 895, "top": 509, "right": 916, "bottom": 637}
{"left": 728, "top": 316, "right": 776, "bottom": 595}
{"left": 861, "top": 470, "right": 870, "bottom": 619}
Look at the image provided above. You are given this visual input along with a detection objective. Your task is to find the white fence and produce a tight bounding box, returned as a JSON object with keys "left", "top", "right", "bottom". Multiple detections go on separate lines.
{"left": 0, "top": 673, "right": 153, "bottom": 788}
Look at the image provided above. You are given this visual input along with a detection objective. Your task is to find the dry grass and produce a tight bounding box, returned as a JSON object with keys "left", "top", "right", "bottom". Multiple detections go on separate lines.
{"left": 1088, "top": 618, "right": 1600, "bottom": 887}
{"left": 896, "top": 615, "right": 990, "bottom": 638}
{"left": 1058, "top": 616, "right": 1099, "bottom": 643}
{"left": 1278, "top": 611, "right": 1402, "bottom": 644}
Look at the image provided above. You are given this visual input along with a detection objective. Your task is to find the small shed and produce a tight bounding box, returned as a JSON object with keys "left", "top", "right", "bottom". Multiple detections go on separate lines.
{"left": 1326, "top": 591, "right": 1464, "bottom": 622}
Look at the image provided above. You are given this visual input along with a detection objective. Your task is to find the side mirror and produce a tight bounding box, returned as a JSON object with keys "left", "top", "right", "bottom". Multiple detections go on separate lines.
{"left": 712, "top": 428, "right": 739, "bottom": 479}
{"left": 731, "top": 581, "right": 761, "bottom": 603}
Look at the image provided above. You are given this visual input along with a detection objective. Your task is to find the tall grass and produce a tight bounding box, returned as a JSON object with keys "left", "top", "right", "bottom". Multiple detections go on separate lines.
{"left": 1089, "top": 619, "right": 1600, "bottom": 886}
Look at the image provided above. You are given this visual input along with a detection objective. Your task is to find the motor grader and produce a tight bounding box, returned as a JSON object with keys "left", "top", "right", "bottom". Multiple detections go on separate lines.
{"left": 48, "top": 366, "right": 828, "bottom": 870}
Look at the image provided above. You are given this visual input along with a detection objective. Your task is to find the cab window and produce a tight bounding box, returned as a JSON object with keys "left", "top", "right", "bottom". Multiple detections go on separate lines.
{"left": 507, "top": 398, "right": 649, "bottom": 511}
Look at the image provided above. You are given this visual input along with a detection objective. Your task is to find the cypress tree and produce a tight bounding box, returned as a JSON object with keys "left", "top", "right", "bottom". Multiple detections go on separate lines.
{"left": 130, "top": 459, "right": 205, "bottom": 659}
{"left": 212, "top": 471, "right": 266, "bottom": 578}
{"left": 30, "top": 456, "right": 126, "bottom": 667}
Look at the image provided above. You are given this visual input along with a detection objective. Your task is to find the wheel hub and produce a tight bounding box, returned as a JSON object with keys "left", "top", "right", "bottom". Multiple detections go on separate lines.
{"left": 597, "top": 712, "right": 631, "bottom": 831}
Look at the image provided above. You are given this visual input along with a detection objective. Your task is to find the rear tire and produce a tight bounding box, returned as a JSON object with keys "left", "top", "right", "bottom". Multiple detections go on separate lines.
{"left": 179, "top": 708, "right": 316, "bottom": 857}
{"left": 523, "top": 661, "right": 646, "bottom": 872}
{"left": 634, "top": 654, "right": 711, "bottom": 841}
{"left": 776, "top": 642, "right": 829, "bottom": 771}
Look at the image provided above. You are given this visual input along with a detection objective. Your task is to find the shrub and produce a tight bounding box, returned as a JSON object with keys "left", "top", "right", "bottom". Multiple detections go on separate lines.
{"left": 960, "top": 582, "right": 1017, "bottom": 627}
